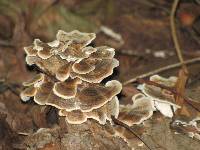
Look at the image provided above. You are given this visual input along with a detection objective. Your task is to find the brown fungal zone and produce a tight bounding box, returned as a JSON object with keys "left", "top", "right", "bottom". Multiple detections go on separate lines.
{"left": 138, "top": 75, "right": 180, "bottom": 117}
{"left": 21, "top": 30, "right": 122, "bottom": 125}
{"left": 139, "top": 75, "right": 178, "bottom": 106}
{"left": 118, "top": 94, "right": 154, "bottom": 126}
{"left": 114, "top": 125, "right": 143, "bottom": 148}
{"left": 21, "top": 30, "right": 172, "bottom": 150}
{"left": 59, "top": 96, "right": 119, "bottom": 124}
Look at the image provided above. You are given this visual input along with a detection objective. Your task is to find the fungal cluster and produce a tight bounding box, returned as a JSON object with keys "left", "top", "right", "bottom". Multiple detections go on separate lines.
{"left": 138, "top": 75, "right": 200, "bottom": 140}
{"left": 138, "top": 75, "right": 180, "bottom": 118}
{"left": 118, "top": 93, "right": 154, "bottom": 126}
{"left": 20, "top": 30, "right": 122, "bottom": 125}
{"left": 20, "top": 30, "right": 200, "bottom": 149}
{"left": 20, "top": 30, "right": 159, "bottom": 149}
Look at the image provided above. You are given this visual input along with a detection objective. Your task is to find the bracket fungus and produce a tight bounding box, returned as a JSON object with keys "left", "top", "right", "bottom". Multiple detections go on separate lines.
{"left": 118, "top": 93, "right": 155, "bottom": 126}
{"left": 59, "top": 96, "right": 119, "bottom": 124}
{"left": 138, "top": 75, "right": 181, "bottom": 117}
{"left": 113, "top": 125, "right": 143, "bottom": 148}
{"left": 18, "top": 30, "right": 200, "bottom": 149}
{"left": 21, "top": 30, "right": 164, "bottom": 150}
{"left": 21, "top": 30, "right": 122, "bottom": 125}
{"left": 171, "top": 119, "right": 200, "bottom": 140}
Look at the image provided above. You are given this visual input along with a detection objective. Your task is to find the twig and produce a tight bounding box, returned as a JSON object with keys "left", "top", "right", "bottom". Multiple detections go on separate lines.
{"left": 135, "top": 0, "right": 170, "bottom": 14}
{"left": 117, "top": 48, "right": 200, "bottom": 58}
{"left": 137, "top": 78, "right": 200, "bottom": 112}
{"left": 170, "top": 0, "right": 188, "bottom": 72}
{"left": 6, "top": 84, "right": 20, "bottom": 97}
{"left": 137, "top": 78, "right": 176, "bottom": 93}
{"left": 116, "top": 49, "right": 146, "bottom": 57}
{"left": 123, "top": 57, "right": 200, "bottom": 85}
{"left": 100, "top": 26, "right": 123, "bottom": 42}
{"left": 17, "top": 132, "right": 30, "bottom": 136}
{"left": 187, "top": 27, "right": 200, "bottom": 46}
{"left": 0, "top": 40, "right": 14, "bottom": 47}
{"left": 0, "top": 83, "right": 20, "bottom": 97}
{"left": 111, "top": 116, "right": 152, "bottom": 150}
{"left": 0, "top": 77, "right": 21, "bottom": 97}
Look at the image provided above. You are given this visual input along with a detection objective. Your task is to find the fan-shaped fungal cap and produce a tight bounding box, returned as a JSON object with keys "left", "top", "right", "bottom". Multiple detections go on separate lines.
{"left": 22, "top": 78, "right": 121, "bottom": 113}
{"left": 47, "top": 40, "right": 60, "bottom": 47}
{"left": 34, "top": 39, "right": 59, "bottom": 52}
{"left": 90, "top": 46, "right": 115, "bottom": 59}
{"left": 24, "top": 45, "right": 37, "bottom": 56}
{"left": 37, "top": 47, "right": 54, "bottom": 59}
{"left": 82, "top": 46, "right": 97, "bottom": 55}
{"left": 25, "top": 55, "right": 41, "bottom": 66}
{"left": 71, "top": 58, "right": 119, "bottom": 83}
{"left": 150, "top": 75, "right": 177, "bottom": 86}
{"left": 86, "top": 96, "right": 119, "bottom": 124}
{"left": 33, "top": 80, "right": 77, "bottom": 110}
{"left": 138, "top": 75, "right": 178, "bottom": 106}
{"left": 58, "top": 46, "right": 96, "bottom": 62}
{"left": 171, "top": 119, "right": 200, "bottom": 140}
{"left": 26, "top": 55, "right": 72, "bottom": 81}
{"left": 23, "top": 74, "right": 44, "bottom": 87}
{"left": 33, "top": 38, "right": 55, "bottom": 59}
{"left": 56, "top": 30, "right": 96, "bottom": 47}
{"left": 76, "top": 80, "right": 122, "bottom": 112}
{"left": 106, "top": 96, "right": 120, "bottom": 120}
{"left": 72, "top": 58, "right": 96, "bottom": 74}
{"left": 25, "top": 30, "right": 119, "bottom": 83}
{"left": 118, "top": 94, "right": 154, "bottom": 126}
{"left": 34, "top": 82, "right": 54, "bottom": 105}
{"left": 59, "top": 96, "right": 119, "bottom": 124}
{"left": 53, "top": 78, "right": 82, "bottom": 99}
{"left": 33, "top": 39, "right": 44, "bottom": 51}
{"left": 138, "top": 75, "right": 180, "bottom": 117}
{"left": 20, "top": 86, "right": 37, "bottom": 102}
{"left": 26, "top": 39, "right": 54, "bottom": 60}
{"left": 55, "top": 63, "right": 72, "bottom": 81}
{"left": 46, "top": 94, "right": 77, "bottom": 111}
{"left": 59, "top": 110, "right": 87, "bottom": 124}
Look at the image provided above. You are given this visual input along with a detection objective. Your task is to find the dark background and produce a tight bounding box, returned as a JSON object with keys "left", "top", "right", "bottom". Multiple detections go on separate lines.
{"left": 0, "top": 0, "right": 200, "bottom": 149}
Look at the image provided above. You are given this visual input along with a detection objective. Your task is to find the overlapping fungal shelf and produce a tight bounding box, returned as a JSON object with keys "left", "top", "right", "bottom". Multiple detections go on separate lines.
{"left": 21, "top": 30, "right": 122, "bottom": 125}
{"left": 21, "top": 30, "right": 200, "bottom": 149}
{"left": 138, "top": 75, "right": 200, "bottom": 141}
{"left": 118, "top": 93, "right": 155, "bottom": 126}
{"left": 138, "top": 75, "right": 180, "bottom": 117}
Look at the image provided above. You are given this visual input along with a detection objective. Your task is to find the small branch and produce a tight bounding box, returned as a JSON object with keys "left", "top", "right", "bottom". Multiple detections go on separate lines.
{"left": 0, "top": 82, "right": 20, "bottom": 97}
{"left": 6, "top": 84, "right": 20, "bottom": 97}
{"left": 116, "top": 49, "right": 145, "bottom": 57}
{"left": 0, "top": 40, "right": 14, "bottom": 47}
{"left": 111, "top": 116, "right": 152, "bottom": 150}
{"left": 123, "top": 57, "right": 200, "bottom": 86}
{"left": 170, "top": 0, "right": 188, "bottom": 72}
{"left": 137, "top": 78, "right": 176, "bottom": 93}
{"left": 187, "top": 27, "right": 200, "bottom": 46}
{"left": 100, "top": 26, "right": 123, "bottom": 42}
{"left": 137, "top": 78, "right": 200, "bottom": 113}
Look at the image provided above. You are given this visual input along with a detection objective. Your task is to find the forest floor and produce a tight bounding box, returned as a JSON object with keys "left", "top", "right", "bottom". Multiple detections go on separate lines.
{"left": 0, "top": 0, "right": 200, "bottom": 149}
